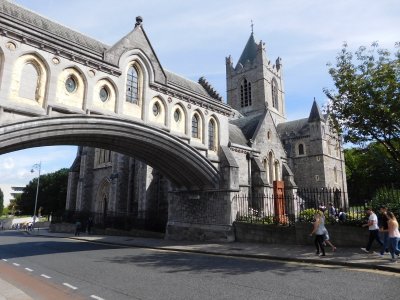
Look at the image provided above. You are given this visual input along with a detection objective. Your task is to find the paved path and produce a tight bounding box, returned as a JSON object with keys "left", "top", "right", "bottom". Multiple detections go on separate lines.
{"left": 1, "top": 228, "right": 399, "bottom": 299}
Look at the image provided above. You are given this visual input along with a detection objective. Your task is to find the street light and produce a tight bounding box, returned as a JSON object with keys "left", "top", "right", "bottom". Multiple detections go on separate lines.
{"left": 31, "top": 162, "right": 41, "bottom": 229}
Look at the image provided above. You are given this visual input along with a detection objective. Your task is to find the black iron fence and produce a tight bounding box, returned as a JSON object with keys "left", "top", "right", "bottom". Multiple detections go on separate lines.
{"left": 234, "top": 188, "right": 371, "bottom": 226}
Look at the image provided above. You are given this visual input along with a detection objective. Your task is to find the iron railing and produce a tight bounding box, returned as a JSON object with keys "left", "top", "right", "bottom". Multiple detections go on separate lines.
{"left": 233, "top": 188, "right": 371, "bottom": 225}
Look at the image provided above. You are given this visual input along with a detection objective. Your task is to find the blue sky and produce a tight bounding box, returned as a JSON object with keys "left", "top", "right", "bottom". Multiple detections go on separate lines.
{"left": 1, "top": 0, "right": 399, "bottom": 204}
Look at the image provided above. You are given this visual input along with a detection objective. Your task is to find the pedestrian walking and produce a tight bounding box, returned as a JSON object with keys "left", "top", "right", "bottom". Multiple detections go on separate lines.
{"left": 75, "top": 220, "right": 82, "bottom": 236}
{"left": 310, "top": 211, "right": 326, "bottom": 256}
{"left": 386, "top": 211, "right": 400, "bottom": 262}
{"left": 87, "top": 217, "right": 93, "bottom": 234}
{"left": 361, "top": 208, "right": 383, "bottom": 253}
{"left": 378, "top": 205, "right": 389, "bottom": 257}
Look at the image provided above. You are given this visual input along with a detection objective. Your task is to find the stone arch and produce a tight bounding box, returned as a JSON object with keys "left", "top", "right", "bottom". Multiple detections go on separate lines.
{"left": 149, "top": 96, "right": 167, "bottom": 126}
{"left": 171, "top": 103, "right": 187, "bottom": 134}
{"left": 191, "top": 110, "right": 205, "bottom": 143}
{"left": 93, "top": 77, "right": 118, "bottom": 113}
{"left": 56, "top": 66, "right": 87, "bottom": 110}
{"left": 118, "top": 49, "right": 155, "bottom": 84}
{"left": 0, "top": 115, "right": 219, "bottom": 189}
{"left": 10, "top": 52, "right": 49, "bottom": 108}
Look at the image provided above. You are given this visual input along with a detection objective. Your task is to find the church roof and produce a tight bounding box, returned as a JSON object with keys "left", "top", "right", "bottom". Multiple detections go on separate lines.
{"left": 308, "top": 99, "right": 324, "bottom": 122}
{"left": 0, "top": 0, "right": 109, "bottom": 54}
{"left": 165, "top": 70, "right": 211, "bottom": 98}
{"left": 276, "top": 118, "right": 309, "bottom": 138}
{"left": 236, "top": 33, "right": 258, "bottom": 68}
{"left": 229, "top": 112, "right": 264, "bottom": 145}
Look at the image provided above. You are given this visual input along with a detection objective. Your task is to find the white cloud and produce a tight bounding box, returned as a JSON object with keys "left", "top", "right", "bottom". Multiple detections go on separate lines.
{"left": 2, "top": 158, "right": 15, "bottom": 169}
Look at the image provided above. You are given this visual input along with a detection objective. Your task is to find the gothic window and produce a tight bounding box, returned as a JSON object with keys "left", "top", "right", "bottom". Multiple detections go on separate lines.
{"left": 208, "top": 119, "right": 216, "bottom": 150}
{"left": 298, "top": 143, "right": 305, "bottom": 156}
{"left": 96, "top": 149, "right": 112, "bottom": 166}
{"left": 192, "top": 114, "right": 200, "bottom": 138}
{"left": 126, "top": 66, "right": 139, "bottom": 104}
{"left": 274, "top": 160, "right": 280, "bottom": 181}
{"left": 19, "top": 62, "right": 40, "bottom": 100}
{"left": 240, "top": 78, "right": 252, "bottom": 107}
{"left": 268, "top": 152, "right": 274, "bottom": 183}
{"left": 271, "top": 79, "right": 279, "bottom": 110}
{"left": 263, "top": 158, "right": 270, "bottom": 184}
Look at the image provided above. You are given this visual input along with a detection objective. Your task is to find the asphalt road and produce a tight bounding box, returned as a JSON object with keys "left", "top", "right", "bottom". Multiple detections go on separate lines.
{"left": 0, "top": 230, "right": 399, "bottom": 300}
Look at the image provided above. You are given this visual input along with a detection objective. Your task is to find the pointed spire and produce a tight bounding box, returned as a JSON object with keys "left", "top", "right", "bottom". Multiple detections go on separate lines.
{"left": 308, "top": 98, "right": 324, "bottom": 122}
{"left": 236, "top": 32, "right": 258, "bottom": 69}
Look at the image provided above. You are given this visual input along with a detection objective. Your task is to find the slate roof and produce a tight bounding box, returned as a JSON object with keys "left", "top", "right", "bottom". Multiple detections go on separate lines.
{"left": 308, "top": 100, "right": 324, "bottom": 122}
{"left": 0, "top": 0, "right": 109, "bottom": 53}
{"left": 276, "top": 118, "right": 309, "bottom": 137}
{"left": 236, "top": 33, "right": 258, "bottom": 69}
{"left": 165, "top": 70, "right": 211, "bottom": 98}
{"left": 229, "top": 113, "right": 264, "bottom": 145}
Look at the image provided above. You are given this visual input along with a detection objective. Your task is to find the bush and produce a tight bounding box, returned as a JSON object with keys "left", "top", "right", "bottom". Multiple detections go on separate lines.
{"left": 298, "top": 208, "right": 319, "bottom": 222}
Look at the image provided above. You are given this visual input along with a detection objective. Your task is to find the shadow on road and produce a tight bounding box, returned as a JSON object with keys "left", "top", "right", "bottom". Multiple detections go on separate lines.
{"left": 0, "top": 231, "right": 120, "bottom": 259}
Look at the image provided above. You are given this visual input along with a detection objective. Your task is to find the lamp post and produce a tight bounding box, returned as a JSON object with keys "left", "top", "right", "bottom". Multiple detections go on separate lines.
{"left": 31, "top": 162, "right": 41, "bottom": 229}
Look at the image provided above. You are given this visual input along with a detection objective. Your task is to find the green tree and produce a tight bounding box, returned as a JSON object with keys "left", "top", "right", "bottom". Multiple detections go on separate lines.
{"left": 345, "top": 142, "right": 400, "bottom": 203}
{"left": 324, "top": 42, "right": 400, "bottom": 165}
{"left": 0, "top": 188, "right": 4, "bottom": 215}
{"left": 17, "top": 168, "right": 69, "bottom": 216}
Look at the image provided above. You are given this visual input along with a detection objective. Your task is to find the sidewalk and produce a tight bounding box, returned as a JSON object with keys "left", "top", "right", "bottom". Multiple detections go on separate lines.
{"left": 29, "top": 229, "right": 400, "bottom": 274}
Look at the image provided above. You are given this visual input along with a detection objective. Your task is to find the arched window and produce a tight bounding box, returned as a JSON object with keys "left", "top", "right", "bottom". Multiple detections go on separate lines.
{"left": 19, "top": 62, "right": 40, "bottom": 100}
{"left": 126, "top": 66, "right": 139, "bottom": 104}
{"left": 274, "top": 160, "right": 280, "bottom": 181}
{"left": 268, "top": 152, "right": 274, "bottom": 183}
{"left": 272, "top": 79, "right": 279, "bottom": 110}
{"left": 208, "top": 119, "right": 216, "bottom": 150}
{"left": 298, "top": 143, "right": 305, "bottom": 156}
{"left": 240, "top": 78, "right": 252, "bottom": 107}
{"left": 263, "top": 158, "right": 270, "bottom": 184}
{"left": 192, "top": 114, "right": 200, "bottom": 138}
{"left": 96, "top": 148, "right": 112, "bottom": 166}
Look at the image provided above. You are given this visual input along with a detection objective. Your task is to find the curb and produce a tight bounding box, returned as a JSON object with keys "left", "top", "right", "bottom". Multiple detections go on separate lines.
{"left": 29, "top": 232, "right": 400, "bottom": 274}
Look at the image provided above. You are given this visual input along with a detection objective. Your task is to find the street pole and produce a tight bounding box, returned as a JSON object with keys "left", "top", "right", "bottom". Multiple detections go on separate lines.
{"left": 31, "top": 162, "right": 41, "bottom": 230}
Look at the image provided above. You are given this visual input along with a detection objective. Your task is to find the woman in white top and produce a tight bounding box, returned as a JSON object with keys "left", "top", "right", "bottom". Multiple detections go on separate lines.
{"left": 310, "top": 211, "right": 326, "bottom": 256}
{"left": 386, "top": 212, "right": 400, "bottom": 262}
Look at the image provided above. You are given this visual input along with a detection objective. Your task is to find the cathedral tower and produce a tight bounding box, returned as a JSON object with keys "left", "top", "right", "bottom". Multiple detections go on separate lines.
{"left": 226, "top": 32, "right": 286, "bottom": 124}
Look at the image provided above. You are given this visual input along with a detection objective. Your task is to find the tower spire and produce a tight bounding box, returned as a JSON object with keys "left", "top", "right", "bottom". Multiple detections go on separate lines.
{"left": 251, "top": 20, "right": 254, "bottom": 34}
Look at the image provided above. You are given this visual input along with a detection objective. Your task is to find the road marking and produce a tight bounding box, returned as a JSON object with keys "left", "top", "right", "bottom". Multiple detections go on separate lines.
{"left": 63, "top": 283, "right": 78, "bottom": 290}
{"left": 2, "top": 259, "right": 7, "bottom": 262}
{"left": 40, "top": 274, "right": 51, "bottom": 279}
{"left": 12, "top": 263, "right": 20, "bottom": 266}
{"left": 25, "top": 268, "right": 34, "bottom": 272}
{"left": 90, "top": 295, "right": 105, "bottom": 300}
